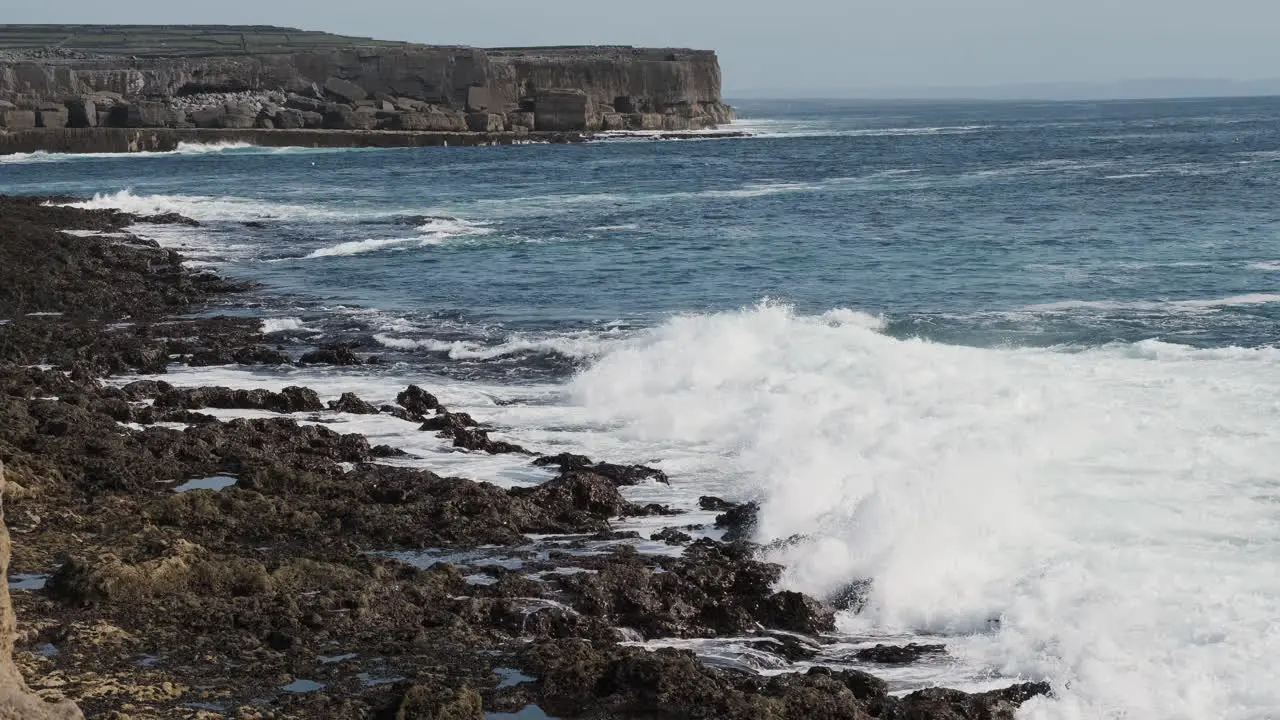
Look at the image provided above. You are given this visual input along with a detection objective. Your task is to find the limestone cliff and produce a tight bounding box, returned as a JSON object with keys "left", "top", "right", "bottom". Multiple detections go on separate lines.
{"left": 0, "top": 25, "right": 733, "bottom": 133}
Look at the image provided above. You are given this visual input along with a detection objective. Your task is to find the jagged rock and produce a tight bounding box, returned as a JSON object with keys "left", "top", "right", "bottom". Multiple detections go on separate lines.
{"left": 383, "top": 682, "right": 482, "bottom": 719}
{"left": 396, "top": 385, "right": 440, "bottom": 415}
{"left": 715, "top": 501, "right": 760, "bottom": 542}
{"left": 299, "top": 344, "right": 363, "bottom": 366}
{"left": 329, "top": 392, "right": 379, "bottom": 415}
{"left": 466, "top": 111, "right": 504, "bottom": 132}
{"left": 533, "top": 453, "right": 669, "bottom": 485}
{"left": 323, "top": 104, "right": 376, "bottom": 130}
{"left": 154, "top": 385, "right": 324, "bottom": 413}
{"left": 324, "top": 77, "right": 368, "bottom": 104}
{"left": 0, "top": 461, "right": 85, "bottom": 719}
{"left": 854, "top": 643, "right": 947, "bottom": 665}
{"left": 65, "top": 96, "right": 96, "bottom": 128}
{"left": 651, "top": 528, "right": 692, "bottom": 545}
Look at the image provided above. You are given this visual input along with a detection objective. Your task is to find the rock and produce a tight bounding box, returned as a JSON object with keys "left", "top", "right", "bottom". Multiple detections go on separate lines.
{"left": 535, "top": 89, "right": 592, "bottom": 131}
{"left": 380, "top": 404, "right": 425, "bottom": 423}
{"left": 715, "top": 501, "right": 759, "bottom": 542}
{"left": 396, "top": 385, "right": 440, "bottom": 415}
{"left": 329, "top": 392, "right": 379, "bottom": 415}
{"left": 506, "top": 110, "right": 535, "bottom": 130}
{"left": 600, "top": 112, "right": 626, "bottom": 131}
{"left": 299, "top": 344, "right": 363, "bottom": 366}
{"left": 324, "top": 77, "right": 369, "bottom": 104}
{"left": 698, "top": 496, "right": 737, "bottom": 512}
{"left": 533, "top": 454, "right": 669, "bottom": 485}
{"left": 465, "top": 86, "right": 492, "bottom": 113}
{"left": 323, "top": 105, "right": 376, "bottom": 130}
{"left": 651, "top": 528, "right": 692, "bottom": 545}
{"left": 0, "top": 109, "right": 36, "bottom": 129}
{"left": 36, "top": 106, "right": 67, "bottom": 129}
{"left": 515, "top": 470, "right": 633, "bottom": 522}
{"left": 284, "top": 93, "right": 325, "bottom": 112}
{"left": 853, "top": 643, "right": 946, "bottom": 665}
{"left": 893, "top": 683, "right": 1053, "bottom": 720}
{"left": 64, "top": 97, "right": 96, "bottom": 128}
{"left": 419, "top": 411, "right": 478, "bottom": 433}
{"left": 466, "top": 112, "right": 505, "bottom": 132}
{"left": 110, "top": 102, "right": 184, "bottom": 128}
{"left": 154, "top": 385, "right": 324, "bottom": 414}
{"left": 384, "top": 682, "right": 482, "bottom": 719}
{"left": 0, "top": 461, "right": 85, "bottom": 719}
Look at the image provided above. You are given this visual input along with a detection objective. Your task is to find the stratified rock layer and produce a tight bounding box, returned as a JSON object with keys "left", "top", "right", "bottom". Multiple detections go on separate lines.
{"left": 0, "top": 25, "right": 734, "bottom": 135}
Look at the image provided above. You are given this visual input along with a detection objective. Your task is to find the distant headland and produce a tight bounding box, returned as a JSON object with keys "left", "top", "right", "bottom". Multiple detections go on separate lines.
{"left": 0, "top": 25, "right": 737, "bottom": 154}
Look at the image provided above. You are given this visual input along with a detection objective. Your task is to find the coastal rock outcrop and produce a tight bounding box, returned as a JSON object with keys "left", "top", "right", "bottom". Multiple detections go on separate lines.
{"left": 0, "top": 25, "right": 734, "bottom": 138}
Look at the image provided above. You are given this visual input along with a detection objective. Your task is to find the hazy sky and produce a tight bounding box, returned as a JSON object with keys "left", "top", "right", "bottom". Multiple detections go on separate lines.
{"left": 7, "top": 0, "right": 1280, "bottom": 95}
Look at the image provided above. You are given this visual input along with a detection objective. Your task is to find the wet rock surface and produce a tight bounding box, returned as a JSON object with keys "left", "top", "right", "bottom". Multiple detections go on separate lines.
{"left": 0, "top": 197, "right": 1052, "bottom": 718}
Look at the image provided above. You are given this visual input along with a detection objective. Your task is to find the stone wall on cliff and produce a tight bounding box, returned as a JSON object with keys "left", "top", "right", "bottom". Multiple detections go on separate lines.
{"left": 0, "top": 26, "right": 733, "bottom": 133}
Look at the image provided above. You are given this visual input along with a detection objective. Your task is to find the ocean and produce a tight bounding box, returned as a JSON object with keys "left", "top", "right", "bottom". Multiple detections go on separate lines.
{"left": 4, "top": 96, "right": 1280, "bottom": 719}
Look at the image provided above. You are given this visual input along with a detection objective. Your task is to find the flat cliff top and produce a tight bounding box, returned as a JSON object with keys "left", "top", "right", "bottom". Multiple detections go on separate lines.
{"left": 0, "top": 25, "right": 714, "bottom": 59}
{"left": 0, "top": 24, "right": 416, "bottom": 57}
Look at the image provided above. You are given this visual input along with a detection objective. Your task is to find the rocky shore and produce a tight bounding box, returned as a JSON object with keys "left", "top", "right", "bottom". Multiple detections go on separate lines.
{"left": 0, "top": 196, "right": 1050, "bottom": 718}
{"left": 0, "top": 25, "right": 737, "bottom": 155}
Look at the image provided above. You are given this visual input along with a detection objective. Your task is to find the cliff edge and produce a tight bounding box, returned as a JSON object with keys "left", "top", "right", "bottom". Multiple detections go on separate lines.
{"left": 0, "top": 25, "right": 734, "bottom": 135}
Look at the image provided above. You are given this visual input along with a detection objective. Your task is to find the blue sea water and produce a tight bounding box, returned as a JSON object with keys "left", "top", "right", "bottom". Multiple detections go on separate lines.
{"left": 5, "top": 98, "right": 1280, "bottom": 718}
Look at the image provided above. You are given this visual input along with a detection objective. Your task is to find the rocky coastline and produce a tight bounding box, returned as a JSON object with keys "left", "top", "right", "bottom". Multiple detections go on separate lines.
{"left": 0, "top": 196, "right": 1050, "bottom": 718}
{"left": 0, "top": 25, "right": 738, "bottom": 156}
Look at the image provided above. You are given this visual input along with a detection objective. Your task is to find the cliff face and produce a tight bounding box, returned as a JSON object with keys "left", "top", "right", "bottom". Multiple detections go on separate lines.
{"left": 0, "top": 26, "right": 733, "bottom": 133}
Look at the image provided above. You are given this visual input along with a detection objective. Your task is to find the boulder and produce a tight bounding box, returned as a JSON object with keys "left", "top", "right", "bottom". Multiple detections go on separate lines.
{"left": 284, "top": 94, "right": 325, "bottom": 112}
{"left": 324, "top": 77, "right": 368, "bottom": 104}
{"left": 506, "top": 111, "right": 535, "bottom": 130}
{"left": 466, "top": 112, "right": 504, "bottom": 132}
{"left": 323, "top": 105, "right": 376, "bottom": 130}
{"left": 108, "top": 102, "right": 186, "bottom": 128}
{"left": 0, "top": 110, "right": 36, "bottom": 130}
{"left": 392, "top": 108, "right": 467, "bottom": 131}
{"left": 273, "top": 109, "right": 305, "bottom": 129}
{"left": 600, "top": 112, "right": 626, "bottom": 131}
{"left": 536, "top": 89, "right": 592, "bottom": 131}
{"left": 627, "top": 113, "right": 665, "bottom": 131}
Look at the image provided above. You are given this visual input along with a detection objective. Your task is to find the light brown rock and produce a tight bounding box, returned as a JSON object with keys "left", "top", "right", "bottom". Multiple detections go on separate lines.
{"left": 0, "top": 460, "right": 83, "bottom": 719}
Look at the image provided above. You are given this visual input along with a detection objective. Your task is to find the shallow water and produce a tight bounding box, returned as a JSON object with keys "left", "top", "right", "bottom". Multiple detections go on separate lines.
{"left": 6, "top": 97, "right": 1280, "bottom": 719}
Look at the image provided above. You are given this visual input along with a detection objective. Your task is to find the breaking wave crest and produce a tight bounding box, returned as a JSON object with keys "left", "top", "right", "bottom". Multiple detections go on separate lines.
{"left": 562, "top": 301, "right": 1280, "bottom": 718}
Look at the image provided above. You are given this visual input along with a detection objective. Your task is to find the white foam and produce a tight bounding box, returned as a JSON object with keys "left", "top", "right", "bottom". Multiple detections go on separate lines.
{"left": 1, "top": 141, "right": 261, "bottom": 165}
{"left": 372, "top": 328, "right": 628, "bottom": 360}
{"left": 59, "top": 189, "right": 357, "bottom": 223}
{"left": 563, "top": 302, "right": 1280, "bottom": 718}
{"left": 1027, "top": 293, "right": 1280, "bottom": 312}
{"left": 1247, "top": 261, "right": 1280, "bottom": 272}
{"left": 301, "top": 217, "right": 493, "bottom": 259}
{"left": 261, "top": 317, "right": 309, "bottom": 334}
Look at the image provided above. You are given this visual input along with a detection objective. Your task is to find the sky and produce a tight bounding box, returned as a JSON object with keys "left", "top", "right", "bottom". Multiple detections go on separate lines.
{"left": 7, "top": 0, "right": 1280, "bottom": 97}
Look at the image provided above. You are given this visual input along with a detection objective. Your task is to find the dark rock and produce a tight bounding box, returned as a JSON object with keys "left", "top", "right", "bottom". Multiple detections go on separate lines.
{"left": 299, "top": 344, "right": 363, "bottom": 366}
{"left": 715, "top": 501, "right": 760, "bottom": 542}
{"left": 698, "top": 495, "right": 738, "bottom": 512}
{"left": 651, "top": 528, "right": 692, "bottom": 545}
{"left": 154, "top": 385, "right": 324, "bottom": 414}
{"left": 419, "top": 411, "right": 478, "bottom": 433}
{"left": 323, "top": 77, "right": 368, "bottom": 104}
{"left": 853, "top": 643, "right": 946, "bottom": 665}
{"left": 329, "top": 392, "right": 379, "bottom": 414}
{"left": 396, "top": 385, "right": 440, "bottom": 415}
{"left": 380, "top": 404, "right": 424, "bottom": 423}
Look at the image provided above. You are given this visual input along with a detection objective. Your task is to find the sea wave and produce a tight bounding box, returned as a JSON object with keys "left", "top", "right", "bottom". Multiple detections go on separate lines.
{"left": 563, "top": 301, "right": 1280, "bottom": 718}
{"left": 301, "top": 217, "right": 493, "bottom": 259}
{"left": 1026, "top": 293, "right": 1280, "bottom": 312}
